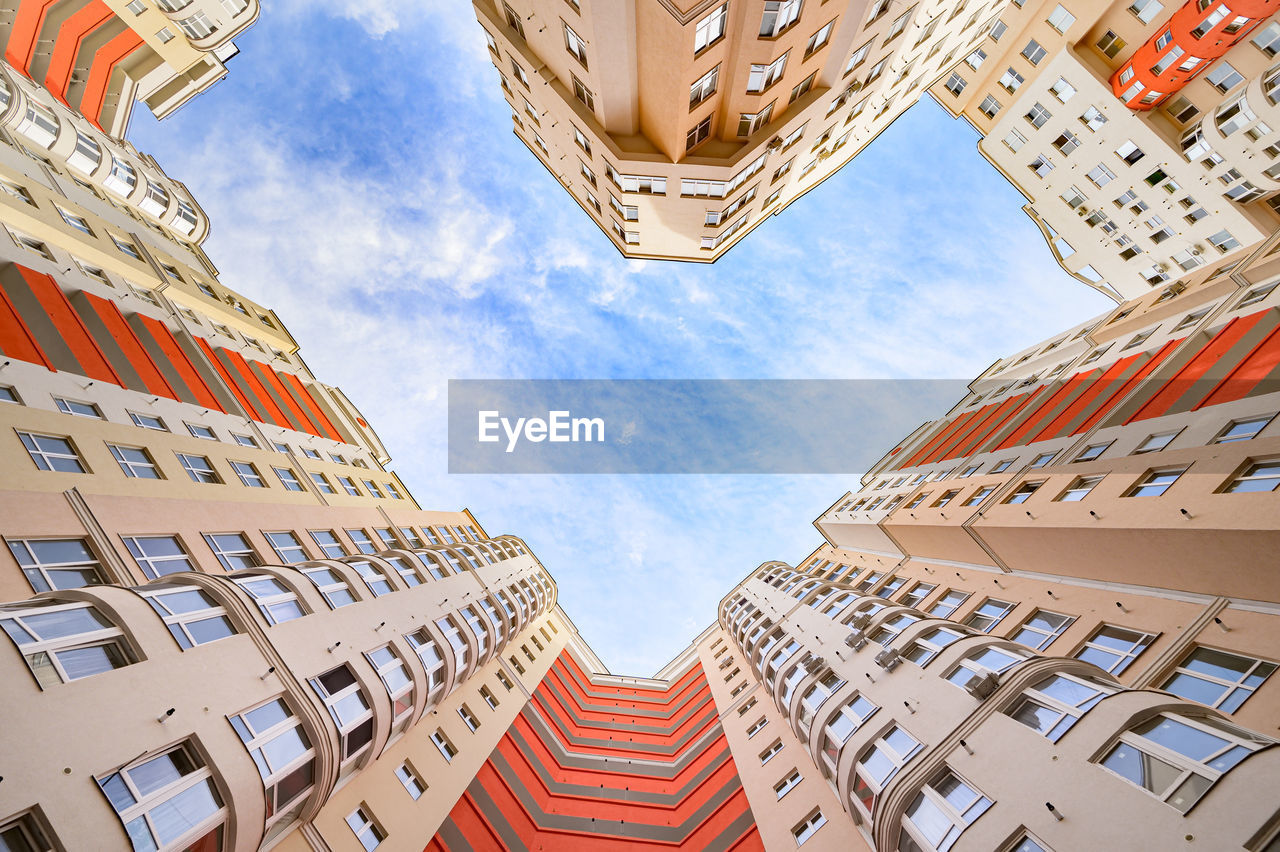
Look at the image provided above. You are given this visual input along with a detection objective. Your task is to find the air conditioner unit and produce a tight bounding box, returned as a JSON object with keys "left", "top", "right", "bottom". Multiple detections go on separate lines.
{"left": 845, "top": 630, "right": 868, "bottom": 650}
{"left": 964, "top": 671, "right": 1000, "bottom": 700}
{"left": 766, "top": 137, "right": 784, "bottom": 151}
{"left": 1191, "top": 244, "right": 1205, "bottom": 256}
{"left": 850, "top": 614, "right": 872, "bottom": 630}
{"left": 874, "top": 648, "right": 902, "bottom": 671}
{"left": 805, "top": 653, "right": 828, "bottom": 672}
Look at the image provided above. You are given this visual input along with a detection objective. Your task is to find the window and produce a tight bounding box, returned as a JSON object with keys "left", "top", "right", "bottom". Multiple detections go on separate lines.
{"left": 1163, "top": 647, "right": 1276, "bottom": 713}
{"left": 1087, "top": 163, "right": 1116, "bottom": 187}
{"left": 978, "top": 96, "right": 1000, "bottom": 119}
{"left": 300, "top": 566, "right": 356, "bottom": 608}
{"left": 1224, "top": 460, "right": 1280, "bottom": 493}
{"left": 1011, "top": 610, "right": 1074, "bottom": 650}
{"left": 230, "top": 698, "right": 316, "bottom": 830}
{"left": 1080, "top": 105, "right": 1107, "bottom": 132}
{"left": 695, "top": 3, "right": 728, "bottom": 53}
{"left": 944, "top": 73, "right": 967, "bottom": 97}
{"left": 204, "top": 533, "right": 259, "bottom": 571}
{"left": 97, "top": 743, "right": 224, "bottom": 852}
{"left": 989, "top": 20, "right": 1008, "bottom": 41}
{"left": 1206, "top": 62, "right": 1244, "bottom": 93}
{"left": 1008, "top": 673, "right": 1114, "bottom": 741}
{"left": 774, "top": 768, "right": 802, "bottom": 799}
{"left": 845, "top": 40, "right": 871, "bottom": 73}
{"left": 312, "top": 664, "right": 374, "bottom": 764}
{"left": 19, "top": 432, "right": 85, "bottom": 473}
{"left": 458, "top": 703, "right": 481, "bottom": 732}
{"left": 760, "top": 0, "right": 802, "bottom": 38}
{"left": 230, "top": 460, "right": 265, "bottom": 488}
{"left": 1075, "top": 624, "right": 1155, "bottom": 674}
{"left": 929, "top": 590, "right": 969, "bottom": 619}
{"left": 309, "top": 472, "right": 336, "bottom": 494}
{"left": 904, "top": 627, "right": 965, "bottom": 667}
{"left": 1215, "top": 416, "right": 1273, "bottom": 444}
{"left": 747, "top": 53, "right": 788, "bottom": 93}
{"left": 1128, "top": 0, "right": 1163, "bottom": 23}
{"left": 792, "top": 810, "right": 826, "bottom": 845}
{"left": 1004, "top": 480, "right": 1043, "bottom": 504}
{"left": 690, "top": 66, "right": 719, "bottom": 107}
{"left": 1057, "top": 475, "right": 1102, "bottom": 502}
{"left": 273, "top": 467, "right": 304, "bottom": 491}
{"left": 1126, "top": 467, "right": 1186, "bottom": 497}
{"left": 852, "top": 726, "right": 921, "bottom": 813}
{"left": 185, "top": 423, "right": 217, "bottom": 441}
{"left": 1025, "top": 102, "right": 1051, "bottom": 128}
{"left": 1021, "top": 40, "right": 1047, "bottom": 65}
{"left": 1046, "top": 4, "right": 1075, "bottom": 32}
{"left": 309, "top": 530, "right": 347, "bottom": 559}
{"left": 946, "top": 645, "right": 1029, "bottom": 689}
{"left": 1052, "top": 131, "right": 1079, "bottom": 155}
{"left": 396, "top": 762, "right": 426, "bottom": 800}
{"left": 900, "top": 769, "right": 992, "bottom": 852}
{"left": 0, "top": 601, "right": 130, "bottom": 687}
{"left": 806, "top": 20, "right": 833, "bottom": 56}
{"left": 432, "top": 728, "right": 458, "bottom": 762}
{"left": 123, "top": 536, "right": 195, "bottom": 580}
{"left": 789, "top": 73, "right": 815, "bottom": 104}
{"left": 347, "top": 529, "right": 378, "bottom": 555}
{"left": 1099, "top": 714, "right": 1267, "bottom": 812}
{"left": 933, "top": 489, "right": 960, "bottom": 507}
{"left": 345, "top": 806, "right": 384, "bottom": 851}
{"left": 563, "top": 22, "right": 588, "bottom": 67}
{"left": 999, "top": 68, "right": 1024, "bottom": 93}
{"left": 178, "top": 453, "right": 219, "bottom": 484}
{"left": 1075, "top": 441, "right": 1110, "bottom": 462}
{"left": 1003, "top": 129, "right": 1026, "bottom": 152}
{"left": 142, "top": 584, "right": 236, "bottom": 649}
{"left": 572, "top": 75, "right": 594, "bottom": 110}
{"left": 900, "top": 582, "right": 936, "bottom": 608}
{"left": 264, "top": 531, "right": 309, "bottom": 564}
{"left": 126, "top": 412, "right": 166, "bottom": 433}
{"left": 965, "top": 599, "right": 1016, "bottom": 632}
{"left": 363, "top": 480, "right": 385, "bottom": 498}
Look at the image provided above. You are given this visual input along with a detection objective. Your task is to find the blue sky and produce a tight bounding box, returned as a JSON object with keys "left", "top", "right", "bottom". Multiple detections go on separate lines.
{"left": 130, "top": 1, "right": 1113, "bottom": 674}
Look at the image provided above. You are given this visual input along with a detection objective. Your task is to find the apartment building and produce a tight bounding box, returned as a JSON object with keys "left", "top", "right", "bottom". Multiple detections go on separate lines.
{"left": 472, "top": 0, "right": 1014, "bottom": 261}
{"left": 931, "top": 0, "right": 1280, "bottom": 300}
{"left": 0, "top": 0, "right": 259, "bottom": 137}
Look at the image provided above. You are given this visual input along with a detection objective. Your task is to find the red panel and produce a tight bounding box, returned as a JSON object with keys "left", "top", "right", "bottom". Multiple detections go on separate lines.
{"left": 1031, "top": 354, "right": 1140, "bottom": 443}
{"left": 1126, "top": 312, "right": 1268, "bottom": 423}
{"left": 948, "top": 393, "right": 1028, "bottom": 459}
{"left": 43, "top": 1, "right": 114, "bottom": 102}
{"left": 0, "top": 282, "right": 53, "bottom": 369}
{"left": 967, "top": 388, "right": 1045, "bottom": 455}
{"left": 1195, "top": 323, "right": 1280, "bottom": 409}
{"left": 1072, "top": 340, "right": 1181, "bottom": 435}
{"left": 932, "top": 402, "right": 1005, "bottom": 463}
{"left": 4, "top": 0, "right": 62, "bottom": 71}
{"left": 994, "top": 374, "right": 1089, "bottom": 451}
{"left": 898, "top": 417, "right": 965, "bottom": 469}
{"left": 250, "top": 360, "right": 319, "bottom": 436}
{"left": 197, "top": 337, "right": 263, "bottom": 419}
{"left": 76, "top": 28, "right": 144, "bottom": 131}
{"left": 222, "top": 349, "right": 289, "bottom": 427}
{"left": 279, "top": 371, "right": 345, "bottom": 442}
{"left": 81, "top": 293, "right": 177, "bottom": 397}
{"left": 16, "top": 266, "right": 122, "bottom": 385}
{"left": 135, "top": 315, "right": 225, "bottom": 412}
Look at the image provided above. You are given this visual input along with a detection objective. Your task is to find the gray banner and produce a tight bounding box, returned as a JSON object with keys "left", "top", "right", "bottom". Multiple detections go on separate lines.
{"left": 447, "top": 379, "right": 967, "bottom": 473}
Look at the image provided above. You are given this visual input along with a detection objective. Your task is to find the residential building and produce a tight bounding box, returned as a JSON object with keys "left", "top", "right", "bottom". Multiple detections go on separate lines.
{"left": 472, "top": 0, "right": 1015, "bottom": 260}
{"left": 931, "top": 0, "right": 1280, "bottom": 299}
{"left": 0, "top": 0, "right": 259, "bottom": 137}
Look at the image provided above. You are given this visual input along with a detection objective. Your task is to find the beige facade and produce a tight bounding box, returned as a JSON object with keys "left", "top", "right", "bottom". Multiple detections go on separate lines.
{"left": 474, "top": 0, "right": 1014, "bottom": 260}
{"left": 930, "top": 0, "right": 1280, "bottom": 300}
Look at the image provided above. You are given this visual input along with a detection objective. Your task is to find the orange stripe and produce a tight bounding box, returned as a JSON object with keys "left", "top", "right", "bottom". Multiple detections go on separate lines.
{"left": 280, "top": 372, "right": 345, "bottom": 442}
{"left": 1072, "top": 340, "right": 1180, "bottom": 435}
{"left": 249, "top": 359, "right": 316, "bottom": 434}
{"left": 0, "top": 281, "right": 53, "bottom": 368}
{"left": 5, "top": 0, "right": 61, "bottom": 71}
{"left": 136, "top": 316, "right": 225, "bottom": 412}
{"left": 197, "top": 338, "right": 262, "bottom": 419}
{"left": 1030, "top": 354, "right": 1139, "bottom": 443}
{"left": 222, "top": 349, "right": 290, "bottom": 427}
{"left": 1195, "top": 323, "right": 1280, "bottom": 409}
{"left": 81, "top": 293, "right": 177, "bottom": 397}
{"left": 16, "top": 265, "right": 123, "bottom": 385}
{"left": 994, "top": 375, "right": 1086, "bottom": 451}
{"left": 43, "top": 1, "right": 114, "bottom": 101}
{"left": 1126, "top": 312, "right": 1268, "bottom": 423}
{"left": 76, "top": 28, "right": 143, "bottom": 131}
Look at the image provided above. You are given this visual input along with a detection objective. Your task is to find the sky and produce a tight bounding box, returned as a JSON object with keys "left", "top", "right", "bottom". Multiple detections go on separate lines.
{"left": 129, "top": 1, "right": 1113, "bottom": 675}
